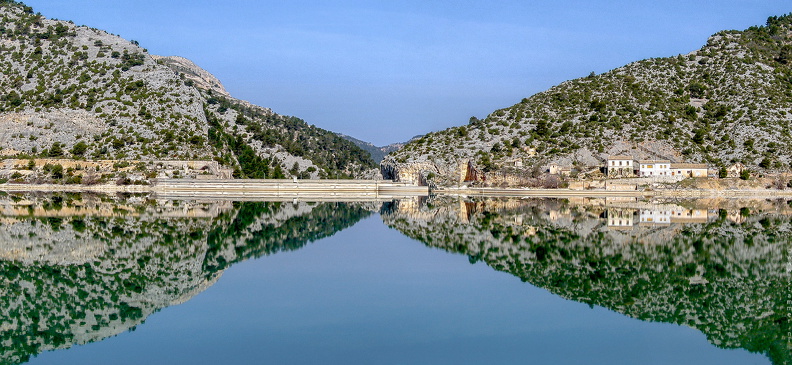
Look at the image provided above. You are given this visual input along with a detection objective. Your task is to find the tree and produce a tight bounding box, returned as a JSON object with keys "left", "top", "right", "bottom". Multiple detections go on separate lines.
{"left": 70, "top": 141, "right": 88, "bottom": 157}
{"left": 6, "top": 91, "right": 22, "bottom": 107}
{"left": 688, "top": 82, "right": 707, "bottom": 98}
{"left": 48, "top": 142, "right": 64, "bottom": 158}
{"left": 50, "top": 164, "right": 63, "bottom": 179}
{"left": 759, "top": 157, "right": 772, "bottom": 169}
{"left": 777, "top": 44, "right": 791, "bottom": 64}
{"left": 739, "top": 169, "right": 750, "bottom": 180}
{"left": 534, "top": 120, "right": 549, "bottom": 137}
{"left": 718, "top": 166, "right": 728, "bottom": 178}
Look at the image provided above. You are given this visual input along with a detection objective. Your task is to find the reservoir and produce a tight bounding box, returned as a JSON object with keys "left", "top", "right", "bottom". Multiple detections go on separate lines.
{"left": 0, "top": 194, "right": 786, "bottom": 365}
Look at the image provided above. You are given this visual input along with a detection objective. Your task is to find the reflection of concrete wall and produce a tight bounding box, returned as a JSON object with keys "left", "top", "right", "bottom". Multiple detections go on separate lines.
{"left": 0, "top": 200, "right": 232, "bottom": 219}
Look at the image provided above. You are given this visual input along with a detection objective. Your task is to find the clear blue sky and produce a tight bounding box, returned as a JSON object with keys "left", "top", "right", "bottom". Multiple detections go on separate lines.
{"left": 22, "top": 1, "right": 791, "bottom": 146}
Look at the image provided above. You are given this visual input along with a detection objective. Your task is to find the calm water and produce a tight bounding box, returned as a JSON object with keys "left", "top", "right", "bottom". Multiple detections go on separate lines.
{"left": 0, "top": 194, "right": 788, "bottom": 364}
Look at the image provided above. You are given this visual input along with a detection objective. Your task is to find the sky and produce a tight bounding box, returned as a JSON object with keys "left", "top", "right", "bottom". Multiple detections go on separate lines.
{"left": 20, "top": 1, "right": 792, "bottom": 146}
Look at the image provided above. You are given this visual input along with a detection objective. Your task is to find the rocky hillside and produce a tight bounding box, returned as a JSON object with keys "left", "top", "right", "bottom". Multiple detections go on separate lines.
{"left": 0, "top": 1, "right": 376, "bottom": 179}
{"left": 385, "top": 14, "right": 792, "bottom": 186}
{"left": 152, "top": 55, "right": 230, "bottom": 97}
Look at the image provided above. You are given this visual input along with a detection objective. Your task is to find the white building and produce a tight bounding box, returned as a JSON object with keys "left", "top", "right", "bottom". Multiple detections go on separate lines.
{"left": 607, "top": 156, "right": 635, "bottom": 177}
{"left": 638, "top": 160, "right": 671, "bottom": 177}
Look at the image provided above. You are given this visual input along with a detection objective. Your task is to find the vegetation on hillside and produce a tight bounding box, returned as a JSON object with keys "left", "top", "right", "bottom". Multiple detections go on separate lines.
{"left": 0, "top": 1, "right": 375, "bottom": 179}
{"left": 389, "top": 14, "right": 792, "bottom": 183}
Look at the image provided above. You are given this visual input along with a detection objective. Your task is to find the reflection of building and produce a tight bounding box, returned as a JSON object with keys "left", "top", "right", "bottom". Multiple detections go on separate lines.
{"left": 640, "top": 208, "right": 671, "bottom": 225}
{"left": 727, "top": 210, "right": 747, "bottom": 224}
{"left": 607, "top": 208, "right": 636, "bottom": 229}
{"left": 669, "top": 208, "right": 709, "bottom": 223}
{"left": 610, "top": 205, "right": 712, "bottom": 229}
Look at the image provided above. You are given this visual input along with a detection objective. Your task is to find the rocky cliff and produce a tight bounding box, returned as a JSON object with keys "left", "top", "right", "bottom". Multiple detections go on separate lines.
{"left": 151, "top": 55, "right": 229, "bottom": 96}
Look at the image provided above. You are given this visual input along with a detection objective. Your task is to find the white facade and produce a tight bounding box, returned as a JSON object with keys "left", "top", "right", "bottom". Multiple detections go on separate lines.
{"left": 607, "top": 156, "right": 635, "bottom": 177}
{"left": 638, "top": 160, "right": 671, "bottom": 177}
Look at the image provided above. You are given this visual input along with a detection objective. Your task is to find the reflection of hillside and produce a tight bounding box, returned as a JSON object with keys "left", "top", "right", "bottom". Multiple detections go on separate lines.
{"left": 382, "top": 197, "right": 791, "bottom": 365}
{"left": 203, "top": 201, "right": 376, "bottom": 272}
{"left": 0, "top": 193, "right": 373, "bottom": 364}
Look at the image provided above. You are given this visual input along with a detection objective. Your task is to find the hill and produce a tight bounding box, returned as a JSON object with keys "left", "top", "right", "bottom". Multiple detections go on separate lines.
{"left": 0, "top": 1, "right": 376, "bottom": 181}
{"left": 384, "top": 14, "right": 792, "bottom": 186}
{"left": 339, "top": 133, "right": 419, "bottom": 163}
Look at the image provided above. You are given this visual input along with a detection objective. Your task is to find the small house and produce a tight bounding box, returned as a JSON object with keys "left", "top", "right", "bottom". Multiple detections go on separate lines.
{"left": 607, "top": 156, "right": 635, "bottom": 177}
{"left": 638, "top": 160, "right": 671, "bottom": 177}
{"left": 670, "top": 163, "right": 708, "bottom": 177}
{"left": 548, "top": 163, "right": 571, "bottom": 175}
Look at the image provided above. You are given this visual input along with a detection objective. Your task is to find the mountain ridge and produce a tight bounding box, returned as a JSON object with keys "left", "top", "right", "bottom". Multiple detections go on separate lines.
{"left": 0, "top": 0, "right": 377, "bottom": 181}
{"left": 384, "top": 14, "right": 792, "bottom": 187}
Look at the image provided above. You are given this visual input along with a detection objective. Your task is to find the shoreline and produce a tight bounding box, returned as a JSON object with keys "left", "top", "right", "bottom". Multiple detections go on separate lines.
{"left": 0, "top": 179, "right": 431, "bottom": 199}
{"left": 1, "top": 179, "right": 791, "bottom": 199}
{"left": 432, "top": 186, "right": 792, "bottom": 198}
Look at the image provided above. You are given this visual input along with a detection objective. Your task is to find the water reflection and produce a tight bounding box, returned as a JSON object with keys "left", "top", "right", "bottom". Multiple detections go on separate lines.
{"left": 0, "top": 193, "right": 375, "bottom": 364}
{"left": 0, "top": 193, "right": 789, "bottom": 364}
{"left": 381, "top": 196, "right": 791, "bottom": 365}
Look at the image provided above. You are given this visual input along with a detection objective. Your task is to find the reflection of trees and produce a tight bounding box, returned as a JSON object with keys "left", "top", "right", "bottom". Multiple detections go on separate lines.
{"left": 382, "top": 197, "right": 791, "bottom": 365}
{"left": 203, "top": 201, "right": 374, "bottom": 273}
{"left": 0, "top": 194, "right": 373, "bottom": 364}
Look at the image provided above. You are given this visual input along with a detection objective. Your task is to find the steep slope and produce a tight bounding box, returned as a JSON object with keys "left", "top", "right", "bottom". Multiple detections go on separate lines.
{"left": 385, "top": 14, "right": 792, "bottom": 186}
{"left": 0, "top": 1, "right": 376, "bottom": 179}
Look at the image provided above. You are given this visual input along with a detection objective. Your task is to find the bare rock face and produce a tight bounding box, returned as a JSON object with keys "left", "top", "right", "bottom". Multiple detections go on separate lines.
{"left": 381, "top": 156, "right": 452, "bottom": 186}
{"left": 152, "top": 55, "right": 230, "bottom": 96}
